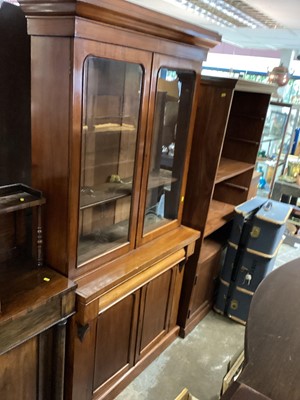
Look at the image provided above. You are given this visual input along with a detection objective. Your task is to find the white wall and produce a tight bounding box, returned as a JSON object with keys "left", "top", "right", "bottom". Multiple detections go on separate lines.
{"left": 203, "top": 53, "right": 300, "bottom": 77}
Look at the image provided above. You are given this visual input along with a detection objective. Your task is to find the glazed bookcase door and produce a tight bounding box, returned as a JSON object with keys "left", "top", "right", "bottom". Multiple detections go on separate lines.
{"left": 136, "top": 54, "right": 199, "bottom": 245}
{"left": 70, "top": 40, "right": 152, "bottom": 270}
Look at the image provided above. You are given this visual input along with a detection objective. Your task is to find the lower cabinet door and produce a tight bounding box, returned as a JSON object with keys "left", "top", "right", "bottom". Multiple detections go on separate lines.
{"left": 0, "top": 326, "right": 65, "bottom": 400}
{"left": 136, "top": 267, "right": 176, "bottom": 360}
{"left": 0, "top": 337, "right": 38, "bottom": 400}
{"left": 91, "top": 264, "right": 182, "bottom": 398}
{"left": 93, "top": 291, "right": 140, "bottom": 392}
{"left": 189, "top": 248, "right": 223, "bottom": 319}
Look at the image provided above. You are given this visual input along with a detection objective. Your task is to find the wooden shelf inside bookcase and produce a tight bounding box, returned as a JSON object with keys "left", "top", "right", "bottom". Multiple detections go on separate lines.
{"left": 80, "top": 170, "right": 175, "bottom": 210}
{"left": 226, "top": 136, "right": 260, "bottom": 145}
{"left": 215, "top": 158, "right": 253, "bottom": 184}
{"left": 204, "top": 200, "right": 235, "bottom": 238}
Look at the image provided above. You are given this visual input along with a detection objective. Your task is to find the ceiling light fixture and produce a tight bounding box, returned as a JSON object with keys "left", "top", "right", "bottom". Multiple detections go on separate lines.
{"left": 268, "top": 64, "right": 291, "bottom": 87}
{"left": 165, "top": 0, "right": 282, "bottom": 29}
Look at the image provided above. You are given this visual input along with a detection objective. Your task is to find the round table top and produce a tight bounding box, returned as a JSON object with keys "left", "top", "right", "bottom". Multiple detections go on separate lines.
{"left": 240, "top": 257, "right": 300, "bottom": 400}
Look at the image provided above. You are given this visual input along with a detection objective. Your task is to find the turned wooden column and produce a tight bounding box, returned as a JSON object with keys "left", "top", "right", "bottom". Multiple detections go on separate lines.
{"left": 53, "top": 318, "right": 68, "bottom": 400}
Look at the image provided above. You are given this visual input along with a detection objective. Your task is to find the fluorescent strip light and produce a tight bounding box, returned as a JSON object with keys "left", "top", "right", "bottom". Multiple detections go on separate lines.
{"left": 165, "top": 0, "right": 281, "bottom": 29}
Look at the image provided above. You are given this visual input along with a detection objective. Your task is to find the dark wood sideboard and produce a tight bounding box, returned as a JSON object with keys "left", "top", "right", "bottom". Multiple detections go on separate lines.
{"left": 0, "top": 264, "right": 76, "bottom": 400}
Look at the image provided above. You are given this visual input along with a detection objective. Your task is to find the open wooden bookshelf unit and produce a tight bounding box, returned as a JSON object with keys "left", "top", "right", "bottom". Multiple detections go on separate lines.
{"left": 178, "top": 76, "right": 276, "bottom": 337}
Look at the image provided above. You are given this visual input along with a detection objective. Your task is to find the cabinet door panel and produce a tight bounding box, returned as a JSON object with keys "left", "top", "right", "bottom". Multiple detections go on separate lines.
{"left": 0, "top": 337, "right": 37, "bottom": 400}
{"left": 137, "top": 54, "right": 200, "bottom": 245}
{"left": 78, "top": 57, "right": 143, "bottom": 266}
{"left": 93, "top": 291, "right": 139, "bottom": 390}
{"left": 189, "top": 250, "right": 223, "bottom": 318}
{"left": 137, "top": 268, "right": 174, "bottom": 357}
{"left": 70, "top": 40, "right": 152, "bottom": 275}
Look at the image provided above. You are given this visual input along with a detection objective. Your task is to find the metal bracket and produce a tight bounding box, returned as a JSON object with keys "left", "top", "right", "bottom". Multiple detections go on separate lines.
{"left": 77, "top": 323, "right": 90, "bottom": 342}
{"left": 179, "top": 259, "right": 186, "bottom": 272}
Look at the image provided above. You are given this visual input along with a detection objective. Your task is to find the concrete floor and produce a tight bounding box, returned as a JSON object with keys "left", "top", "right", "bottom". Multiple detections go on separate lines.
{"left": 116, "top": 242, "right": 299, "bottom": 400}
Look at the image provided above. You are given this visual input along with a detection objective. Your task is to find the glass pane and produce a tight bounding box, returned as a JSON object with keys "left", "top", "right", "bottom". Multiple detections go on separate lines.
{"left": 282, "top": 107, "right": 298, "bottom": 158}
{"left": 257, "top": 104, "right": 290, "bottom": 184}
{"left": 143, "top": 68, "right": 195, "bottom": 235}
{"left": 78, "top": 56, "right": 143, "bottom": 266}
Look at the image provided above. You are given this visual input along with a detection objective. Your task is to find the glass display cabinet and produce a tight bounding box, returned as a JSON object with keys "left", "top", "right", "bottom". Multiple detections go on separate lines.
{"left": 78, "top": 57, "right": 196, "bottom": 267}
{"left": 256, "top": 101, "right": 300, "bottom": 197}
{"left": 17, "top": 0, "right": 220, "bottom": 399}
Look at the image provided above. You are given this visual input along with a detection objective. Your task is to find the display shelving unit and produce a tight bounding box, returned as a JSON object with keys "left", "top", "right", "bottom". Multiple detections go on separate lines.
{"left": 178, "top": 76, "right": 275, "bottom": 337}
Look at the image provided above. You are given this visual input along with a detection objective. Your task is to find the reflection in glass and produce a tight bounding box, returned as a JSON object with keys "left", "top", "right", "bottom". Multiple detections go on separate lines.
{"left": 78, "top": 56, "right": 143, "bottom": 266}
{"left": 143, "top": 68, "right": 195, "bottom": 235}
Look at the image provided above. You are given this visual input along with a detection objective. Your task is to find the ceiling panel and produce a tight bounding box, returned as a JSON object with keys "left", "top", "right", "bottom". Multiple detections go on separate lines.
{"left": 243, "top": 0, "right": 300, "bottom": 30}
{"left": 126, "top": 0, "right": 300, "bottom": 50}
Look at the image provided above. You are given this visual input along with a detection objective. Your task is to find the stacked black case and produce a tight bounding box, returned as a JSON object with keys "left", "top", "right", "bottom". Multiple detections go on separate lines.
{"left": 214, "top": 196, "right": 292, "bottom": 324}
